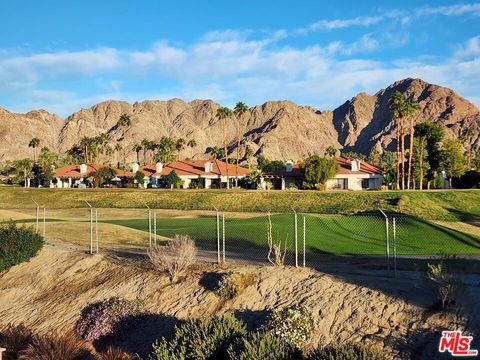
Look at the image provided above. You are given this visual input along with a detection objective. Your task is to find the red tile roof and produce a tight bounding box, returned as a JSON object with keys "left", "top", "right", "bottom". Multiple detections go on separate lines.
{"left": 54, "top": 164, "right": 135, "bottom": 179}
{"left": 140, "top": 160, "right": 251, "bottom": 177}
{"left": 265, "top": 157, "right": 383, "bottom": 177}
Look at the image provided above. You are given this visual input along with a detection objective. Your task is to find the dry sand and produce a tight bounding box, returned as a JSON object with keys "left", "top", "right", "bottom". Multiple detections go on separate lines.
{"left": 0, "top": 239, "right": 479, "bottom": 359}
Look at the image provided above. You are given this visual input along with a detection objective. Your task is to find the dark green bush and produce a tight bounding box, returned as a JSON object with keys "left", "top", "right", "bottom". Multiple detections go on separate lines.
{"left": 227, "top": 331, "right": 301, "bottom": 360}
{"left": 307, "top": 343, "right": 385, "bottom": 360}
{"left": 150, "top": 316, "right": 247, "bottom": 360}
{"left": 0, "top": 222, "right": 43, "bottom": 272}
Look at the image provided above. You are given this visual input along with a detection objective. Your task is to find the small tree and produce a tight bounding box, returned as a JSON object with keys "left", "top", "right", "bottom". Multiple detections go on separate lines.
{"left": 164, "top": 170, "right": 181, "bottom": 188}
{"left": 147, "top": 234, "right": 197, "bottom": 282}
{"left": 92, "top": 166, "right": 116, "bottom": 187}
{"left": 324, "top": 145, "right": 337, "bottom": 158}
{"left": 245, "top": 169, "right": 262, "bottom": 189}
{"left": 135, "top": 170, "right": 145, "bottom": 187}
{"left": 267, "top": 212, "right": 287, "bottom": 266}
{"left": 301, "top": 155, "right": 339, "bottom": 190}
{"left": 441, "top": 139, "right": 466, "bottom": 188}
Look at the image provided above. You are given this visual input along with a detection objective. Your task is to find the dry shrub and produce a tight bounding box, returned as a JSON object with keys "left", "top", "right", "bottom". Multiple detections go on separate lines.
{"left": 215, "top": 272, "right": 258, "bottom": 299}
{"left": 18, "top": 330, "right": 91, "bottom": 360}
{"left": 96, "top": 346, "right": 137, "bottom": 360}
{"left": 0, "top": 324, "right": 34, "bottom": 360}
{"left": 427, "top": 261, "right": 460, "bottom": 309}
{"left": 148, "top": 234, "right": 197, "bottom": 281}
{"left": 267, "top": 213, "right": 287, "bottom": 266}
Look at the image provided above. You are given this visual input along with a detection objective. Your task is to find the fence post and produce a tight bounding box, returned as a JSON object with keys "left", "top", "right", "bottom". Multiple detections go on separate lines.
{"left": 84, "top": 201, "right": 93, "bottom": 254}
{"left": 153, "top": 209, "right": 157, "bottom": 248}
{"left": 292, "top": 207, "right": 298, "bottom": 267}
{"left": 43, "top": 207, "right": 46, "bottom": 238}
{"left": 95, "top": 208, "right": 99, "bottom": 253}
{"left": 303, "top": 215, "right": 306, "bottom": 268}
{"left": 32, "top": 199, "right": 39, "bottom": 233}
{"left": 145, "top": 204, "right": 152, "bottom": 247}
{"left": 393, "top": 217, "right": 397, "bottom": 277}
{"left": 222, "top": 213, "right": 226, "bottom": 263}
{"left": 379, "top": 209, "right": 390, "bottom": 261}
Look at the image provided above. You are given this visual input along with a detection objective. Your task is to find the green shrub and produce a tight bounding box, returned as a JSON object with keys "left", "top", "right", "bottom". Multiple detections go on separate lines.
{"left": 227, "top": 331, "right": 301, "bottom": 360}
{"left": 261, "top": 305, "right": 315, "bottom": 348}
{"left": 0, "top": 222, "right": 43, "bottom": 272}
{"left": 215, "top": 272, "right": 258, "bottom": 300}
{"left": 427, "top": 261, "right": 460, "bottom": 309}
{"left": 150, "top": 316, "right": 247, "bottom": 360}
{"left": 307, "top": 343, "right": 385, "bottom": 360}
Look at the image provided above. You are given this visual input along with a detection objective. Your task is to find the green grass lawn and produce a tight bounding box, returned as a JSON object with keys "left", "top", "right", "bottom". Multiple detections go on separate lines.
{"left": 104, "top": 213, "right": 480, "bottom": 256}
{"left": 1, "top": 187, "right": 480, "bottom": 221}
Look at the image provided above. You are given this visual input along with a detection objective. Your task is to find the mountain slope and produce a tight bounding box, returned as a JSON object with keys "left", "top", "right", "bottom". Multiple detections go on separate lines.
{"left": 0, "top": 78, "right": 479, "bottom": 163}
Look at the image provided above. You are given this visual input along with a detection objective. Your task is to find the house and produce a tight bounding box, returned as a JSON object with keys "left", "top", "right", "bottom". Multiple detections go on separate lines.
{"left": 263, "top": 157, "right": 384, "bottom": 190}
{"left": 136, "top": 159, "right": 251, "bottom": 189}
{"left": 52, "top": 163, "right": 135, "bottom": 188}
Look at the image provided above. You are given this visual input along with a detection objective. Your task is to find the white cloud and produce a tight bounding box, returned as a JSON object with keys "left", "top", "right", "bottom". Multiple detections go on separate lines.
{"left": 455, "top": 36, "right": 480, "bottom": 58}
{"left": 297, "top": 15, "right": 383, "bottom": 34}
{"left": 416, "top": 3, "right": 480, "bottom": 16}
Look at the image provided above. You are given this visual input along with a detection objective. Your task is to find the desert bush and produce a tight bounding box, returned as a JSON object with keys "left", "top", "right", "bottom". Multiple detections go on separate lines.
{"left": 227, "top": 331, "right": 301, "bottom": 360}
{"left": 95, "top": 346, "right": 137, "bottom": 360}
{"left": 18, "top": 330, "right": 91, "bottom": 360}
{"left": 147, "top": 234, "right": 196, "bottom": 281}
{"left": 427, "top": 261, "right": 459, "bottom": 309}
{"left": 75, "top": 297, "right": 144, "bottom": 341}
{"left": 0, "top": 222, "right": 43, "bottom": 271}
{"left": 215, "top": 272, "right": 258, "bottom": 300}
{"left": 307, "top": 342, "right": 385, "bottom": 360}
{"left": 267, "top": 213, "right": 288, "bottom": 266}
{"left": 261, "top": 305, "right": 315, "bottom": 348}
{"left": 150, "top": 316, "right": 247, "bottom": 360}
{"left": 0, "top": 324, "right": 34, "bottom": 360}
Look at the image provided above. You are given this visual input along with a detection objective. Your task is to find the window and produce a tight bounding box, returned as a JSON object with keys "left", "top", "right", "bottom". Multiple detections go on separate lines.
{"left": 332, "top": 178, "right": 348, "bottom": 189}
{"left": 361, "top": 179, "right": 370, "bottom": 189}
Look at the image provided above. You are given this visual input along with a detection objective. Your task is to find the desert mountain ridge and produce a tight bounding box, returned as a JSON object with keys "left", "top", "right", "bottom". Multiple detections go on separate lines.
{"left": 1, "top": 78, "right": 479, "bottom": 163}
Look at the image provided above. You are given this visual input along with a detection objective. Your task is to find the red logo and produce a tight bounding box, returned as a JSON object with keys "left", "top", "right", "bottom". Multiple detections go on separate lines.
{"left": 439, "top": 331, "right": 478, "bottom": 357}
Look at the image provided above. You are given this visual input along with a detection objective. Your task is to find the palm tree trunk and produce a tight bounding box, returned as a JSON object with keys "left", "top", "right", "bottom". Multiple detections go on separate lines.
{"left": 419, "top": 156, "right": 424, "bottom": 191}
{"left": 400, "top": 120, "right": 406, "bottom": 190}
{"left": 223, "top": 121, "right": 229, "bottom": 189}
{"left": 396, "top": 123, "right": 401, "bottom": 190}
{"left": 235, "top": 127, "right": 241, "bottom": 189}
{"left": 407, "top": 117, "right": 414, "bottom": 189}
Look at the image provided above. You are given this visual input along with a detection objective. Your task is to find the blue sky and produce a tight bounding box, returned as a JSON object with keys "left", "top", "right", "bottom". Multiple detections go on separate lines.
{"left": 1, "top": 1, "right": 479, "bottom": 117}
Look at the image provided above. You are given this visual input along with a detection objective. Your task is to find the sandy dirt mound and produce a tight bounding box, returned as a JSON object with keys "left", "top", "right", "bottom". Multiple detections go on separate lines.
{"left": 0, "top": 240, "right": 478, "bottom": 359}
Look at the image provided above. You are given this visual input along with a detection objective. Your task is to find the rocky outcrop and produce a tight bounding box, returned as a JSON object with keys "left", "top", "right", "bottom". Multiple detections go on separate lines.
{"left": 1, "top": 78, "right": 479, "bottom": 162}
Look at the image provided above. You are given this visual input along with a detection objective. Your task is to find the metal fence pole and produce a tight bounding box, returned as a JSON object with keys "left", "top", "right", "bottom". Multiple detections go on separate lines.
{"left": 293, "top": 208, "right": 298, "bottom": 267}
{"left": 303, "top": 215, "right": 306, "bottom": 268}
{"left": 42, "top": 207, "right": 46, "bottom": 238}
{"left": 222, "top": 213, "right": 225, "bottom": 263}
{"left": 145, "top": 204, "right": 152, "bottom": 247}
{"left": 393, "top": 217, "right": 397, "bottom": 277}
{"left": 84, "top": 201, "right": 93, "bottom": 254}
{"left": 216, "top": 211, "right": 220, "bottom": 263}
{"left": 379, "top": 209, "right": 390, "bottom": 261}
{"left": 33, "top": 200, "right": 39, "bottom": 233}
{"left": 95, "top": 208, "right": 99, "bottom": 253}
{"left": 153, "top": 209, "right": 157, "bottom": 247}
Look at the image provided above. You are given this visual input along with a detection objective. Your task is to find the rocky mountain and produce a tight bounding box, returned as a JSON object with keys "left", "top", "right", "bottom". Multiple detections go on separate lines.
{"left": 0, "top": 78, "right": 479, "bottom": 163}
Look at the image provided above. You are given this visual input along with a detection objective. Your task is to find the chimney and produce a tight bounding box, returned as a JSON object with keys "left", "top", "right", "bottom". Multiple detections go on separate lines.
{"left": 285, "top": 160, "right": 294, "bottom": 173}
{"left": 79, "top": 164, "right": 88, "bottom": 174}
{"left": 351, "top": 159, "right": 361, "bottom": 172}
{"left": 156, "top": 162, "right": 164, "bottom": 173}
{"left": 204, "top": 161, "right": 212, "bottom": 173}
{"left": 131, "top": 162, "right": 139, "bottom": 173}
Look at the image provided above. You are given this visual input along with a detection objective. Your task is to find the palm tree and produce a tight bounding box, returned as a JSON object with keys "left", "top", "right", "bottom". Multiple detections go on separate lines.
{"left": 460, "top": 127, "right": 475, "bottom": 168}
{"left": 175, "top": 138, "right": 186, "bottom": 160}
{"left": 114, "top": 143, "right": 123, "bottom": 167}
{"left": 147, "top": 141, "right": 158, "bottom": 164}
{"left": 389, "top": 91, "right": 407, "bottom": 189}
{"left": 95, "top": 133, "right": 108, "bottom": 163}
{"left": 324, "top": 145, "right": 337, "bottom": 158}
{"left": 28, "top": 138, "right": 40, "bottom": 162}
{"left": 233, "top": 101, "right": 249, "bottom": 188}
{"left": 210, "top": 146, "right": 225, "bottom": 160}
{"left": 245, "top": 146, "right": 254, "bottom": 169}
{"left": 117, "top": 114, "right": 132, "bottom": 142}
{"left": 132, "top": 144, "right": 142, "bottom": 163}
{"left": 105, "top": 146, "right": 114, "bottom": 165}
{"left": 216, "top": 106, "right": 233, "bottom": 189}
{"left": 16, "top": 159, "right": 33, "bottom": 187}
{"left": 141, "top": 139, "right": 150, "bottom": 165}
{"left": 405, "top": 98, "right": 422, "bottom": 189}
{"left": 79, "top": 137, "right": 97, "bottom": 163}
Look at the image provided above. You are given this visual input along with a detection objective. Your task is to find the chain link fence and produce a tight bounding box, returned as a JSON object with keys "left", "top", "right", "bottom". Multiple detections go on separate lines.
{"left": 1, "top": 206, "right": 479, "bottom": 275}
